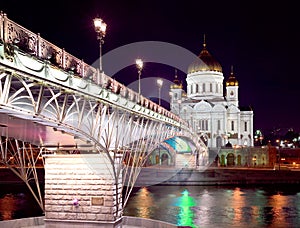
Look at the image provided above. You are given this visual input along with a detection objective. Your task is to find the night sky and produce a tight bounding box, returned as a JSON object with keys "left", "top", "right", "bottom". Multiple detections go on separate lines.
{"left": 1, "top": 1, "right": 299, "bottom": 134}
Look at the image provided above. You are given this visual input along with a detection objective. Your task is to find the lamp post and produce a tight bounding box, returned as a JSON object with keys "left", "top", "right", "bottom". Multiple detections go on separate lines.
{"left": 157, "top": 78, "right": 163, "bottom": 106}
{"left": 135, "top": 58, "right": 143, "bottom": 95}
{"left": 93, "top": 17, "right": 107, "bottom": 73}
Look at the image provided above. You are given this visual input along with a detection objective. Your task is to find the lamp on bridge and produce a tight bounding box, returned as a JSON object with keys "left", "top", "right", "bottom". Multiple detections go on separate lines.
{"left": 93, "top": 17, "right": 107, "bottom": 74}
{"left": 135, "top": 58, "right": 143, "bottom": 95}
{"left": 157, "top": 78, "right": 163, "bottom": 106}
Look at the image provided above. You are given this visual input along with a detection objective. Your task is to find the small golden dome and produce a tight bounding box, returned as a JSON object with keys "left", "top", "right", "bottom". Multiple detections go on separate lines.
{"left": 226, "top": 66, "right": 239, "bottom": 86}
{"left": 170, "top": 83, "right": 183, "bottom": 89}
{"left": 170, "top": 69, "right": 183, "bottom": 89}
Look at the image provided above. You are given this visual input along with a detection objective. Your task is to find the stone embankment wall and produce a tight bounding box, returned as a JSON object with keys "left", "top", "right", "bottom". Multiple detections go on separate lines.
{"left": 0, "top": 216, "right": 44, "bottom": 228}
{"left": 162, "top": 168, "right": 300, "bottom": 185}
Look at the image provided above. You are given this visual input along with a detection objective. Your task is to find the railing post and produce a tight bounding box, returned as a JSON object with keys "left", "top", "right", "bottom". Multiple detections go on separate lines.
{"left": 81, "top": 59, "right": 85, "bottom": 77}
{"left": 37, "top": 33, "right": 41, "bottom": 58}
{"left": 3, "top": 12, "right": 7, "bottom": 43}
{"left": 0, "top": 11, "right": 4, "bottom": 41}
{"left": 62, "top": 48, "right": 65, "bottom": 69}
{"left": 97, "top": 68, "right": 100, "bottom": 85}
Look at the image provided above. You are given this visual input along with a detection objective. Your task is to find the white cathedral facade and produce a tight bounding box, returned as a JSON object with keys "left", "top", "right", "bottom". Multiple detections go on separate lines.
{"left": 170, "top": 41, "right": 254, "bottom": 149}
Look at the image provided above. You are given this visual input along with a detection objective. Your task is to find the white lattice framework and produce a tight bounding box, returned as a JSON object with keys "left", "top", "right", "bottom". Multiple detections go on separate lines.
{"left": 0, "top": 12, "right": 208, "bottom": 216}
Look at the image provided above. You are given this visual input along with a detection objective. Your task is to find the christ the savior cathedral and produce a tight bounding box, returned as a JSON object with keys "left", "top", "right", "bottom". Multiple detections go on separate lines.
{"left": 170, "top": 40, "right": 254, "bottom": 149}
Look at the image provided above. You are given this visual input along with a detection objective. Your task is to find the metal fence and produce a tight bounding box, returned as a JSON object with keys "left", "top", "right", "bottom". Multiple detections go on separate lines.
{"left": 0, "top": 11, "right": 185, "bottom": 125}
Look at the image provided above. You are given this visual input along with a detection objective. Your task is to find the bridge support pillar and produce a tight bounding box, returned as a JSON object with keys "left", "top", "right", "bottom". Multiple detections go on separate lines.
{"left": 43, "top": 154, "right": 123, "bottom": 227}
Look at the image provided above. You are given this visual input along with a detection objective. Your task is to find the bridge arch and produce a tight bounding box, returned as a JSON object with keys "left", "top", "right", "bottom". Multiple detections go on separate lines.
{"left": 0, "top": 12, "right": 208, "bottom": 225}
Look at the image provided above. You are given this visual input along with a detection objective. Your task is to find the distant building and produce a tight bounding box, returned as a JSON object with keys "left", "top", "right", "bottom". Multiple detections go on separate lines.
{"left": 170, "top": 39, "right": 254, "bottom": 149}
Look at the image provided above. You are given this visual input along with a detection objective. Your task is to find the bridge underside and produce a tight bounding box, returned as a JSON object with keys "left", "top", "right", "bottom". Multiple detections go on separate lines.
{"left": 0, "top": 12, "right": 209, "bottom": 225}
{"left": 0, "top": 112, "right": 84, "bottom": 148}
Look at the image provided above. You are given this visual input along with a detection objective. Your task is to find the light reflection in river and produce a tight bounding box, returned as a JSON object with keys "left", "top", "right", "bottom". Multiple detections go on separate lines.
{"left": 2, "top": 184, "right": 300, "bottom": 227}
{"left": 124, "top": 185, "right": 300, "bottom": 227}
{"left": 174, "top": 189, "right": 196, "bottom": 227}
{"left": 134, "top": 187, "right": 154, "bottom": 217}
{"left": 0, "top": 194, "right": 17, "bottom": 220}
{"left": 0, "top": 185, "right": 43, "bottom": 221}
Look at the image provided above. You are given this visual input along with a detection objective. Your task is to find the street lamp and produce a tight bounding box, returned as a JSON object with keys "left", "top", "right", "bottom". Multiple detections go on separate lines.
{"left": 157, "top": 78, "right": 163, "bottom": 106}
{"left": 135, "top": 58, "right": 143, "bottom": 95}
{"left": 93, "top": 17, "right": 107, "bottom": 73}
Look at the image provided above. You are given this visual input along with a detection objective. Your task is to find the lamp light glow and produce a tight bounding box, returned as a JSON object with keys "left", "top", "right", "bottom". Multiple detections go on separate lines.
{"left": 136, "top": 58, "right": 143, "bottom": 95}
{"left": 136, "top": 58, "right": 143, "bottom": 70}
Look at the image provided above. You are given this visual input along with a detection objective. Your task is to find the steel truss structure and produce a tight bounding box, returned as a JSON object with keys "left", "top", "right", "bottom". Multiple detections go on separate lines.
{"left": 0, "top": 12, "right": 208, "bottom": 215}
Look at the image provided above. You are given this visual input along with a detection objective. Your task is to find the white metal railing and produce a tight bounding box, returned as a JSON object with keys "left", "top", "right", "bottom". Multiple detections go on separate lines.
{"left": 0, "top": 11, "right": 186, "bottom": 127}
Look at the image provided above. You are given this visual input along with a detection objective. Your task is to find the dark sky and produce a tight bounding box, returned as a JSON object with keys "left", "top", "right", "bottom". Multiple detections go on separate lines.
{"left": 1, "top": 0, "right": 300, "bottom": 134}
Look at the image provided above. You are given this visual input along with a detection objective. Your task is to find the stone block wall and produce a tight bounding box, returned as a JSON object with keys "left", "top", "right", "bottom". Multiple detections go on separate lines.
{"left": 44, "top": 154, "right": 122, "bottom": 227}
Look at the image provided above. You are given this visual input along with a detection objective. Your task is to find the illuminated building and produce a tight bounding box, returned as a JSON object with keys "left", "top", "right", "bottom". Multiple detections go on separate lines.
{"left": 170, "top": 38, "right": 254, "bottom": 149}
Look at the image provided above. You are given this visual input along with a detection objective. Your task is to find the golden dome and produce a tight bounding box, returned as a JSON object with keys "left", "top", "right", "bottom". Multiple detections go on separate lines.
{"left": 170, "top": 69, "right": 183, "bottom": 89}
{"left": 226, "top": 66, "right": 238, "bottom": 86}
{"left": 188, "top": 41, "right": 222, "bottom": 74}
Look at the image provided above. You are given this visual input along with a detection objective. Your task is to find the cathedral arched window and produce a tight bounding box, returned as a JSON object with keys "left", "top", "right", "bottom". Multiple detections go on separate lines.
{"left": 231, "top": 121, "right": 234, "bottom": 131}
{"left": 195, "top": 84, "right": 199, "bottom": 93}
{"left": 217, "top": 120, "right": 221, "bottom": 130}
{"left": 244, "top": 121, "right": 248, "bottom": 132}
{"left": 210, "top": 83, "right": 212, "bottom": 92}
{"left": 202, "top": 83, "right": 206, "bottom": 93}
{"left": 199, "top": 119, "right": 208, "bottom": 131}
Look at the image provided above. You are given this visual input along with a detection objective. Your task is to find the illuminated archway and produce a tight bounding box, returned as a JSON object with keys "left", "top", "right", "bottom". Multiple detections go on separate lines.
{"left": 164, "top": 136, "right": 193, "bottom": 153}
{"left": 227, "top": 153, "right": 235, "bottom": 166}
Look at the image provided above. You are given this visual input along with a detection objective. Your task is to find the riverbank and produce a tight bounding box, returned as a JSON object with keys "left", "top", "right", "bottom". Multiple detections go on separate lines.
{"left": 134, "top": 166, "right": 300, "bottom": 186}
{"left": 1, "top": 166, "right": 300, "bottom": 186}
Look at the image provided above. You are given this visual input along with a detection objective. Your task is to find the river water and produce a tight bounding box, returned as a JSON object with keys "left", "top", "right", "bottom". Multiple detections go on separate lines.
{"left": 1, "top": 184, "right": 300, "bottom": 227}
{"left": 0, "top": 184, "right": 44, "bottom": 221}
{"left": 123, "top": 185, "right": 300, "bottom": 228}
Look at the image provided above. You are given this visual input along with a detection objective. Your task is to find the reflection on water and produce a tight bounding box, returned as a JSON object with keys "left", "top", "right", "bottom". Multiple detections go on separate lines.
{"left": 124, "top": 185, "right": 300, "bottom": 227}
{"left": 174, "top": 189, "right": 196, "bottom": 228}
{"left": 0, "top": 193, "right": 18, "bottom": 220}
{"left": 2, "top": 183, "right": 300, "bottom": 227}
{"left": 0, "top": 185, "right": 43, "bottom": 221}
{"left": 134, "top": 187, "right": 154, "bottom": 217}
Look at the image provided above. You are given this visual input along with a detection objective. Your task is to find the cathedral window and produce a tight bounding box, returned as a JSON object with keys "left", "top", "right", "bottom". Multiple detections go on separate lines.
{"left": 216, "top": 84, "right": 218, "bottom": 93}
{"left": 217, "top": 120, "right": 221, "bottom": 130}
{"left": 199, "top": 119, "right": 208, "bottom": 131}
{"left": 231, "top": 121, "right": 234, "bottom": 131}
{"left": 244, "top": 122, "right": 248, "bottom": 132}
{"left": 196, "top": 84, "right": 199, "bottom": 93}
{"left": 203, "top": 83, "right": 206, "bottom": 93}
{"left": 210, "top": 83, "right": 212, "bottom": 92}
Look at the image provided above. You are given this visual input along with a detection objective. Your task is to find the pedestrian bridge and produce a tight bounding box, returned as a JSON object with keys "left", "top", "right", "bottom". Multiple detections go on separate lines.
{"left": 0, "top": 12, "right": 208, "bottom": 227}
